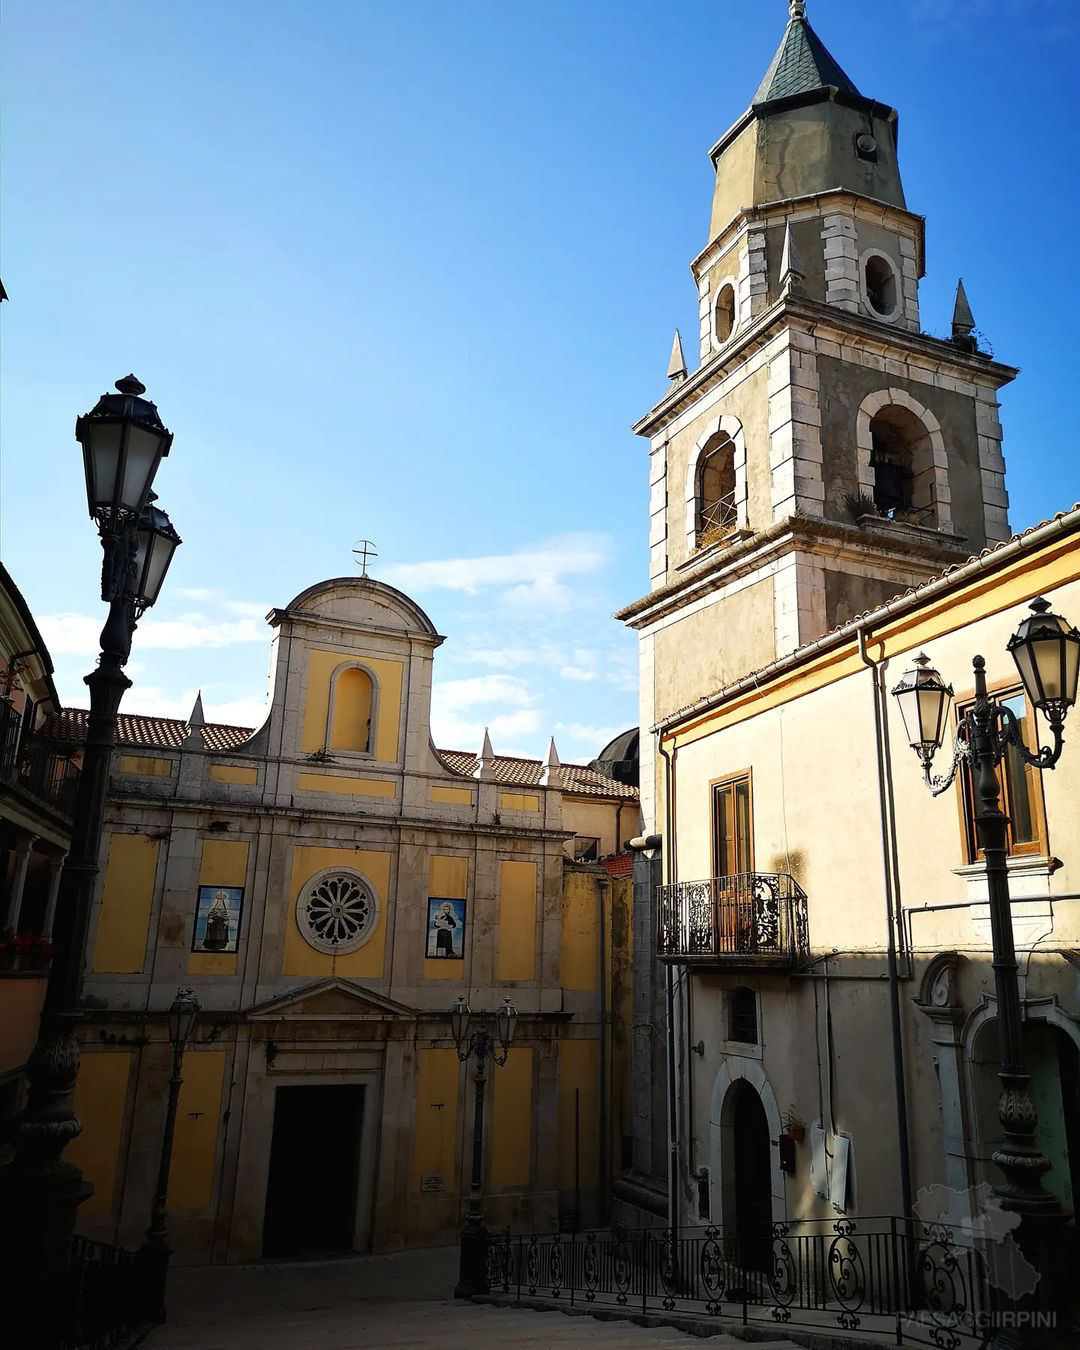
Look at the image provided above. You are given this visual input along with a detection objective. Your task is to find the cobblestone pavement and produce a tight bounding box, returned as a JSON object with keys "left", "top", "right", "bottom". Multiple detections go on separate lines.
{"left": 146, "top": 1247, "right": 760, "bottom": 1348}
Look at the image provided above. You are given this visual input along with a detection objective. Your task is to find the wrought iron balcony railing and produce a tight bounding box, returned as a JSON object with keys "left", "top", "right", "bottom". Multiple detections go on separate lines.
{"left": 656, "top": 872, "right": 808, "bottom": 968}
{"left": 0, "top": 698, "right": 80, "bottom": 820}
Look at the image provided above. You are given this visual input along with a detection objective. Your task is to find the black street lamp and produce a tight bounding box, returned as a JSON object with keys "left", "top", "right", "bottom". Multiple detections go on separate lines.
{"left": 892, "top": 597, "right": 1080, "bottom": 1347}
{"left": 0, "top": 376, "right": 180, "bottom": 1346}
{"left": 140, "top": 987, "right": 201, "bottom": 1323}
{"left": 450, "top": 994, "right": 518, "bottom": 1298}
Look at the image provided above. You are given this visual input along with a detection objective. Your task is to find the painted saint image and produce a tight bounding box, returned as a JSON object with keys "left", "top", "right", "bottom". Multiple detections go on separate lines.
{"left": 426, "top": 897, "right": 465, "bottom": 959}
{"left": 193, "top": 886, "right": 244, "bottom": 953}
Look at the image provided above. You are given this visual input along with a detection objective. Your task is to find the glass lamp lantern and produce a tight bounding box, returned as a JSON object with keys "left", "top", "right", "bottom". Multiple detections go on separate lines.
{"left": 892, "top": 653, "right": 954, "bottom": 760}
{"left": 1006, "top": 598, "right": 1080, "bottom": 719}
{"left": 166, "top": 987, "right": 201, "bottom": 1053}
{"left": 76, "top": 375, "right": 173, "bottom": 526}
{"left": 495, "top": 996, "right": 518, "bottom": 1054}
{"left": 134, "top": 504, "right": 182, "bottom": 612}
{"left": 449, "top": 996, "right": 471, "bottom": 1053}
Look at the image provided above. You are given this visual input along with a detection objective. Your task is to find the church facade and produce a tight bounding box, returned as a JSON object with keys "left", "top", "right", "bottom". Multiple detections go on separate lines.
{"left": 57, "top": 575, "right": 639, "bottom": 1262}
{"left": 618, "top": 2, "right": 1080, "bottom": 1250}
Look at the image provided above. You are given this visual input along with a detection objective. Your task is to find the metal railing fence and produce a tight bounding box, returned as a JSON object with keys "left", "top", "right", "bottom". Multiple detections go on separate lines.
{"left": 481, "top": 1218, "right": 1074, "bottom": 1349}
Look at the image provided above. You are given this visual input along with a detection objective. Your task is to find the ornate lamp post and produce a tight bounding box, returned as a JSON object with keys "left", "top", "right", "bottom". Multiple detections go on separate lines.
{"left": 140, "top": 987, "right": 201, "bottom": 1323}
{"left": 0, "top": 377, "right": 180, "bottom": 1343}
{"left": 450, "top": 994, "right": 518, "bottom": 1298}
{"left": 892, "top": 597, "right": 1080, "bottom": 1347}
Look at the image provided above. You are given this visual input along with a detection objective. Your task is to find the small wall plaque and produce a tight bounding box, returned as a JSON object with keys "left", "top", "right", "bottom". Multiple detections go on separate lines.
{"left": 421, "top": 1173, "right": 446, "bottom": 1194}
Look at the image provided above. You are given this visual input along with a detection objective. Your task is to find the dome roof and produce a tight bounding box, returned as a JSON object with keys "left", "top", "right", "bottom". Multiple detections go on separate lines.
{"left": 589, "top": 727, "right": 639, "bottom": 788}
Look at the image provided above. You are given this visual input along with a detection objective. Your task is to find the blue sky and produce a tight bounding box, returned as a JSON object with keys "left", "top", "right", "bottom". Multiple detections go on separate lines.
{"left": 2, "top": 0, "right": 1079, "bottom": 761}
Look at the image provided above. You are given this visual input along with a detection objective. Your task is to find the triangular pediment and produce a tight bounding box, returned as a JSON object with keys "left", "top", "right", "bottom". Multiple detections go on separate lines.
{"left": 246, "top": 977, "right": 415, "bottom": 1020}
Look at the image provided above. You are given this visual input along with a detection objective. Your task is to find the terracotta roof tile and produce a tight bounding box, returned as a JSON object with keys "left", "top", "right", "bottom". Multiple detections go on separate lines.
{"left": 600, "top": 852, "right": 634, "bottom": 878}
{"left": 437, "top": 749, "right": 639, "bottom": 800}
{"left": 47, "top": 709, "right": 255, "bottom": 754}
{"left": 48, "top": 710, "right": 640, "bottom": 800}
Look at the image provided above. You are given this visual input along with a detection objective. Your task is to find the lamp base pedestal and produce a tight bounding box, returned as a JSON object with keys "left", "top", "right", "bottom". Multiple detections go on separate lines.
{"left": 454, "top": 1224, "right": 490, "bottom": 1299}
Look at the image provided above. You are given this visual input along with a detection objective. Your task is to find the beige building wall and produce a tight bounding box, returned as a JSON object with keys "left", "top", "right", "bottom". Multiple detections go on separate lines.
{"left": 657, "top": 526, "right": 1080, "bottom": 1229}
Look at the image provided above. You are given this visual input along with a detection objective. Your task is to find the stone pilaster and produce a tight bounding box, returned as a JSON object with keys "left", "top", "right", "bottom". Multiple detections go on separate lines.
{"left": 822, "top": 213, "right": 859, "bottom": 312}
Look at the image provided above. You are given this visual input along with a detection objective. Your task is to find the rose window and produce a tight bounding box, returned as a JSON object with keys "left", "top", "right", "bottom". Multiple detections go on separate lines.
{"left": 296, "top": 870, "right": 377, "bottom": 954}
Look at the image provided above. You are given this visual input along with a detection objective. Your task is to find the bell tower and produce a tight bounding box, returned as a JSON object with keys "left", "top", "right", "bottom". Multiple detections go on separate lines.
{"left": 619, "top": 1, "right": 1018, "bottom": 829}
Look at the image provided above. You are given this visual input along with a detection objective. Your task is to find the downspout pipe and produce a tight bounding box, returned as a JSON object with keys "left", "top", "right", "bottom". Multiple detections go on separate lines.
{"left": 858, "top": 625, "right": 915, "bottom": 1223}
{"left": 656, "top": 736, "right": 680, "bottom": 1237}
{"left": 598, "top": 871, "right": 611, "bottom": 1224}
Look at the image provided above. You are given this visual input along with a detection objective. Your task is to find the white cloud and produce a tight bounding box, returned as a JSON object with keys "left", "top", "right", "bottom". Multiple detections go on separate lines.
{"left": 432, "top": 674, "right": 534, "bottom": 713}
{"left": 458, "top": 647, "right": 536, "bottom": 669}
{"left": 431, "top": 707, "right": 542, "bottom": 757}
{"left": 39, "top": 609, "right": 268, "bottom": 655}
{"left": 382, "top": 533, "right": 611, "bottom": 605}
{"left": 555, "top": 721, "right": 629, "bottom": 761}
{"left": 560, "top": 665, "right": 597, "bottom": 683}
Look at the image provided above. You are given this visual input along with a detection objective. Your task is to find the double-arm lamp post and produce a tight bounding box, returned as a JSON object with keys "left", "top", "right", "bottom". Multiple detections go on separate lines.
{"left": 892, "top": 597, "right": 1080, "bottom": 1346}
{"left": 450, "top": 994, "right": 517, "bottom": 1298}
{"left": 1, "top": 377, "right": 181, "bottom": 1339}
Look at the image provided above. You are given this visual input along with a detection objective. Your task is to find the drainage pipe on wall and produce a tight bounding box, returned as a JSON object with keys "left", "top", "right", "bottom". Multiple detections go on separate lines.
{"left": 597, "top": 870, "right": 611, "bottom": 1224}
{"left": 657, "top": 735, "right": 681, "bottom": 1236}
{"left": 857, "top": 625, "right": 915, "bottom": 1223}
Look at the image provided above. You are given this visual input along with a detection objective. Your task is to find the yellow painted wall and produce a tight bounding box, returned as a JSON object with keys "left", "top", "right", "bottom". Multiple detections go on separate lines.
{"left": 301, "top": 648, "right": 402, "bottom": 763}
{"left": 283, "top": 846, "right": 390, "bottom": 978}
{"left": 168, "top": 1050, "right": 226, "bottom": 1210}
{"left": 495, "top": 860, "right": 537, "bottom": 981}
{"left": 500, "top": 791, "right": 540, "bottom": 813}
{"left": 330, "top": 666, "right": 374, "bottom": 752}
{"left": 561, "top": 869, "right": 599, "bottom": 992}
{"left": 92, "top": 834, "right": 159, "bottom": 974}
{"left": 208, "top": 763, "right": 258, "bottom": 786}
{"left": 189, "top": 839, "right": 248, "bottom": 976}
{"left": 431, "top": 785, "right": 473, "bottom": 807}
{"left": 68, "top": 1052, "right": 131, "bottom": 1216}
{"left": 116, "top": 755, "right": 172, "bottom": 778}
{"left": 490, "top": 1047, "right": 533, "bottom": 1189}
{"left": 424, "top": 854, "right": 468, "bottom": 980}
{"left": 412, "top": 1047, "right": 460, "bottom": 1194}
{"left": 295, "top": 772, "right": 396, "bottom": 799}
{"left": 558, "top": 1039, "right": 600, "bottom": 1190}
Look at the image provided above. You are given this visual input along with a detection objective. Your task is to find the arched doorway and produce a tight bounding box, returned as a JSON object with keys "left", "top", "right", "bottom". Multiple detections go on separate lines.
{"left": 971, "top": 1018, "right": 1080, "bottom": 1217}
{"left": 723, "top": 1080, "right": 773, "bottom": 1267}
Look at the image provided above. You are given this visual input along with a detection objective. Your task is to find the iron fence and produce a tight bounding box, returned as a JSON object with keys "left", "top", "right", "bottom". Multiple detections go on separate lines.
{"left": 57, "top": 1235, "right": 144, "bottom": 1350}
{"left": 481, "top": 1219, "right": 1073, "bottom": 1349}
{"left": 0, "top": 697, "right": 80, "bottom": 818}
{"left": 656, "top": 873, "right": 809, "bottom": 967}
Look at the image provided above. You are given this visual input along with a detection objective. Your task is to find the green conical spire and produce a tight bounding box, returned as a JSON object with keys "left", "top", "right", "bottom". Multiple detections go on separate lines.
{"left": 753, "top": 1, "right": 861, "bottom": 105}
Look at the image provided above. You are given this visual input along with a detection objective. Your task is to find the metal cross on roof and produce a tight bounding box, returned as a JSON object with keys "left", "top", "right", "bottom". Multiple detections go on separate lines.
{"left": 352, "top": 539, "right": 378, "bottom": 577}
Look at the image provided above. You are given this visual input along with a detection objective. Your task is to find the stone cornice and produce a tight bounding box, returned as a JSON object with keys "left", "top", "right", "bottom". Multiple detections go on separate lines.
{"left": 632, "top": 295, "right": 1019, "bottom": 441}
{"left": 615, "top": 515, "right": 969, "bottom": 631}
{"left": 692, "top": 187, "right": 927, "bottom": 281}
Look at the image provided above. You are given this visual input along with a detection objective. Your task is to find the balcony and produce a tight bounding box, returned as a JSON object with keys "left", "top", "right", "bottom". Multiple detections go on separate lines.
{"left": 0, "top": 698, "right": 80, "bottom": 822}
{"left": 656, "top": 872, "right": 809, "bottom": 969}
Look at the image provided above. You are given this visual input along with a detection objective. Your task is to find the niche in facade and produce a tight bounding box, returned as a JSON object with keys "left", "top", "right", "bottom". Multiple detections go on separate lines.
{"left": 327, "top": 664, "right": 376, "bottom": 754}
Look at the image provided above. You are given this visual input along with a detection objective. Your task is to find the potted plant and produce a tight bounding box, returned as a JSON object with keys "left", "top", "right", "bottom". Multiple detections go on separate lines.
{"left": 782, "top": 1108, "right": 807, "bottom": 1144}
